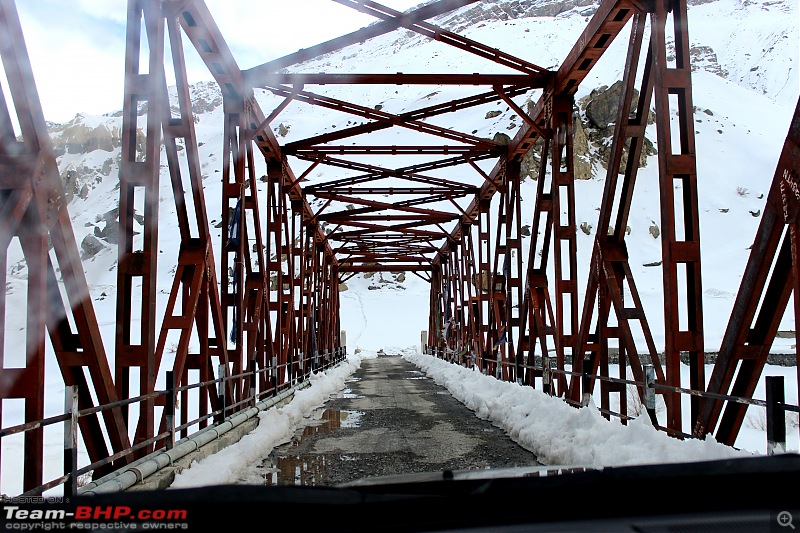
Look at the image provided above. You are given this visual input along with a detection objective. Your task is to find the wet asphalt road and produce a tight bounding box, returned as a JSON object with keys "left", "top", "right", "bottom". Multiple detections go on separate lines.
{"left": 242, "top": 353, "right": 540, "bottom": 487}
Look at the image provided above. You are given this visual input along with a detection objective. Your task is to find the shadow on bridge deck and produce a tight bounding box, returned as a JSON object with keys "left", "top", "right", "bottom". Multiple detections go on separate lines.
{"left": 243, "top": 354, "right": 541, "bottom": 486}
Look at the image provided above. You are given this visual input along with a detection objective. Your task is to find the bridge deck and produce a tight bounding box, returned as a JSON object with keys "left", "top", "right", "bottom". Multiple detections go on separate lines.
{"left": 243, "top": 354, "right": 540, "bottom": 486}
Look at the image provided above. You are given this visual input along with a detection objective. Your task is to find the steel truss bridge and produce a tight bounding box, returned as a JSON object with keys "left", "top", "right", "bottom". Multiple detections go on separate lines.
{"left": 0, "top": 0, "right": 798, "bottom": 496}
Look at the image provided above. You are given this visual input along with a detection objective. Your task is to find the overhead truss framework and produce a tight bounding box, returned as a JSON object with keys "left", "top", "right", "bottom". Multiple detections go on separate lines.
{"left": 0, "top": 0, "right": 796, "bottom": 494}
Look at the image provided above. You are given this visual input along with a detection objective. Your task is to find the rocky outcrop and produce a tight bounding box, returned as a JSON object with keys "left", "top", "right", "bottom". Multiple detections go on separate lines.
{"left": 585, "top": 81, "right": 631, "bottom": 130}
{"left": 689, "top": 45, "right": 728, "bottom": 78}
{"left": 442, "top": 0, "right": 598, "bottom": 32}
{"left": 81, "top": 234, "right": 106, "bottom": 258}
{"left": 579, "top": 82, "right": 657, "bottom": 174}
{"left": 52, "top": 121, "right": 117, "bottom": 156}
{"left": 515, "top": 81, "right": 657, "bottom": 181}
{"left": 519, "top": 106, "right": 592, "bottom": 181}
{"left": 189, "top": 82, "right": 223, "bottom": 115}
{"left": 363, "top": 271, "right": 407, "bottom": 290}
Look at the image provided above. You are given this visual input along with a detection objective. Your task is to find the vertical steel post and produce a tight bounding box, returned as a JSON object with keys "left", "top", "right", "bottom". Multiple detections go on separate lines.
{"left": 696, "top": 97, "right": 800, "bottom": 444}
{"left": 64, "top": 385, "right": 78, "bottom": 498}
{"left": 217, "top": 364, "right": 227, "bottom": 422}
{"left": 651, "top": 0, "right": 704, "bottom": 434}
{"left": 116, "top": 0, "right": 165, "bottom": 454}
{"left": 249, "top": 359, "right": 257, "bottom": 406}
{"left": 551, "top": 95, "right": 578, "bottom": 396}
{"left": 165, "top": 371, "right": 175, "bottom": 450}
{"left": 0, "top": 0, "right": 131, "bottom": 484}
{"left": 644, "top": 365, "right": 657, "bottom": 425}
{"left": 766, "top": 376, "right": 786, "bottom": 456}
{"left": 582, "top": 357, "right": 592, "bottom": 407}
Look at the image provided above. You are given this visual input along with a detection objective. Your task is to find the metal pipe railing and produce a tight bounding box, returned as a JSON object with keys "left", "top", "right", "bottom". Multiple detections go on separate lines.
{"left": 1, "top": 347, "right": 347, "bottom": 497}
{"left": 422, "top": 336, "right": 798, "bottom": 455}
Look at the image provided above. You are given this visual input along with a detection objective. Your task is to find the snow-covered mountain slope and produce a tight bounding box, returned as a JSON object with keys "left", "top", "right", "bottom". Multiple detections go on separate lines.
{"left": 4, "top": 0, "right": 797, "bottom": 389}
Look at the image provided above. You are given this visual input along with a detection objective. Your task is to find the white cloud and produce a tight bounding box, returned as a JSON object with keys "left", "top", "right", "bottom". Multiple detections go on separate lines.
{"left": 204, "top": 0, "right": 426, "bottom": 70}
{"left": 10, "top": 0, "right": 443, "bottom": 122}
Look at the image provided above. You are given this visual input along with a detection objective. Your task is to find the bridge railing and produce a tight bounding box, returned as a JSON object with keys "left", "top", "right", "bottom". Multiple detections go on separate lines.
{"left": 0, "top": 347, "right": 347, "bottom": 498}
{"left": 422, "top": 346, "right": 798, "bottom": 455}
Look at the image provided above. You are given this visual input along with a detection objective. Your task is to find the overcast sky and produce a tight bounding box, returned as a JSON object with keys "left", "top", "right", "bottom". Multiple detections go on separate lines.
{"left": 11, "top": 0, "right": 424, "bottom": 123}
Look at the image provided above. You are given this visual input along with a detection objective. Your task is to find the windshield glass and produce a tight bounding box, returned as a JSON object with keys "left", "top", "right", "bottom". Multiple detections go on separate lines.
{"left": 0, "top": 0, "right": 798, "bottom": 522}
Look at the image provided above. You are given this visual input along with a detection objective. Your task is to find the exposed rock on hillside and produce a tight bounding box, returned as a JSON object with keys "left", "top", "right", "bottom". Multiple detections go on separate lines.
{"left": 517, "top": 81, "right": 656, "bottom": 181}
{"left": 689, "top": 45, "right": 728, "bottom": 78}
{"left": 81, "top": 234, "right": 106, "bottom": 258}
{"left": 443, "top": 0, "right": 598, "bottom": 31}
{"left": 519, "top": 103, "right": 591, "bottom": 181}
{"left": 579, "top": 81, "right": 657, "bottom": 174}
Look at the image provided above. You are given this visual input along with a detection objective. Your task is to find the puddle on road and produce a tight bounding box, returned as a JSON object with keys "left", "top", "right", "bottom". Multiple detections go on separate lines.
{"left": 342, "top": 377, "right": 364, "bottom": 398}
{"left": 404, "top": 370, "right": 428, "bottom": 380}
{"left": 341, "top": 386, "right": 363, "bottom": 399}
{"left": 254, "top": 408, "right": 363, "bottom": 487}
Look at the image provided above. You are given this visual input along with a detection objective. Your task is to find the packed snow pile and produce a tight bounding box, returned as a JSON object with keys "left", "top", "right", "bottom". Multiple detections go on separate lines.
{"left": 403, "top": 351, "right": 753, "bottom": 466}
{"left": 171, "top": 350, "right": 376, "bottom": 488}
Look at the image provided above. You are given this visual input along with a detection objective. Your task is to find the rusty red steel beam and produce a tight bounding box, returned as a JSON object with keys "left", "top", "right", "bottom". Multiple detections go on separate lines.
{"left": 242, "top": 0, "right": 481, "bottom": 75}
{"left": 312, "top": 191, "right": 464, "bottom": 217}
{"left": 175, "top": 1, "right": 337, "bottom": 264}
{"left": 116, "top": 0, "right": 166, "bottom": 453}
{"left": 247, "top": 72, "right": 546, "bottom": 87}
{"left": 384, "top": 192, "right": 470, "bottom": 209}
{"left": 337, "top": 238, "right": 439, "bottom": 247}
{"left": 341, "top": 247, "right": 435, "bottom": 263}
{"left": 331, "top": 221, "right": 448, "bottom": 236}
{"left": 509, "top": 0, "right": 638, "bottom": 162}
{"left": 334, "top": 238, "right": 439, "bottom": 246}
{"left": 151, "top": 12, "right": 232, "bottom": 445}
{"left": 334, "top": 0, "right": 550, "bottom": 75}
{"left": 323, "top": 211, "right": 459, "bottom": 224}
{"left": 695, "top": 95, "right": 800, "bottom": 444}
{"left": 339, "top": 265, "right": 434, "bottom": 272}
{"left": 650, "top": 0, "right": 704, "bottom": 433}
{"left": 432, "top": 0, "right": 636, "bottom": 266}
{"left": 338, "top": 252, "right": 433, "bottom": 261}
{"left": 335, "top": 233, "right": 442, "bottom": 241}
{"left": 392, "top": 154, "right": 498, "bottom": 177}
{"left": 315, "top": 191, "right": 474, "bottom": 212}
{"left": 332, "top": 226, "right": 446, "bottom": 240}
{"left": 343, "top": 242, "right": 439, "bottom": 251}
{"left": 338, "top": 248, "right": 439, "bottom": 257}
{"left": 302, "top": 157, "right": 476, "bottom": 191}
{"left": 338, "top": 235, "right": 438, "bottom": 242}
{"left": 285, "top": 85, "right": 535, "bottom": 151}
{"left": 297, "top": 153, "right": 495, "bottom": 188}
{"left": 175, "top": 1, "right": 346, "bottom": 412}
{"left": 570, "top": 13, "right": 664, "bottom": 409}
{"left": 0, "top": 0, "right": 131, "bottom": 489}
{"left": 310, "top": 187, "right": 479, "bottom": 195}
{"left": 316, "top": 194, "right": 468, "bottom": 222}
{"left": 264, "top": 84, "right": 501, "bottom": 148}
{"left": 332, "top": 218, "right": 448, "bottom": 231}
{"left": 323, "top": 214, "right": 459, "bottom": 222}
{"left": 291, "top": 146, "right": 500, "bottom": 156}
